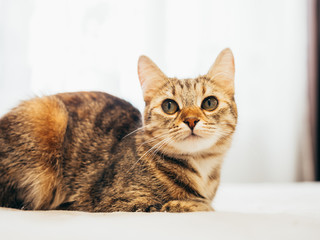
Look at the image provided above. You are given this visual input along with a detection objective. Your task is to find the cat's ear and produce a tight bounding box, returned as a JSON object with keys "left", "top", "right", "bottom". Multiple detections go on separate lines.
{"left": 138, "top": 55, "right": 167, "bottom": 102}
{"left": 207, "top": 48, "right": 235, "bottom": 93}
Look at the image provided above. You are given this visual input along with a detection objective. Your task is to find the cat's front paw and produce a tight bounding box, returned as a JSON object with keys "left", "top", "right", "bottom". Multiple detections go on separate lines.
{"left": 132, "top": 203, "right": 162, "bottom": 212}
{"left": 160, "top": 200, "right": 213, "bottom": 213}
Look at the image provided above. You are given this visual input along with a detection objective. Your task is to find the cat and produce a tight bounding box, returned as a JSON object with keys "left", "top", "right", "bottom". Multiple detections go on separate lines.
{"left": 0, "top": 48, "right": 237, "bottom": 212}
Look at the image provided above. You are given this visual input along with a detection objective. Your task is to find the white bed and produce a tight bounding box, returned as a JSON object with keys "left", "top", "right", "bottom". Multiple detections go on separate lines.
{"left": 1, "top": 183, "right": 319, "bottom": 240}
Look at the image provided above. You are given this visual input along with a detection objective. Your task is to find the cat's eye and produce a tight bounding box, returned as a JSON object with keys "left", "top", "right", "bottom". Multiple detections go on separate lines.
{"left": 161, "top": 99, "right": 179, "bottom": 115}
{"left": 201, "top": 96, "right": 218, "bottom": 111}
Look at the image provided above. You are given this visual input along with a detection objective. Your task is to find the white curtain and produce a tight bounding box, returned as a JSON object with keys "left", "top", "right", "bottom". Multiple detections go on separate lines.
{"left": 0, "top": 0, "right": 310, "bottom": 182}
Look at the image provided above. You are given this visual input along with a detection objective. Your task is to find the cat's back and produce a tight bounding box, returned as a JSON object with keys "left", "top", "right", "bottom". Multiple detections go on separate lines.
{"left": 0, "top": 91, "right": 141, "bottom": 152}
{"left": 58, "top": 92, "right": 142, "bottom": 157}
{"left": 56, "top": 91, "right": 141, "bottom": 125}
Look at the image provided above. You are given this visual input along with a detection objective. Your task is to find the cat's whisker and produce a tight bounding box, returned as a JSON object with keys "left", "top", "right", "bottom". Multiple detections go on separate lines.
{"left": 124, "top": 122, "right": 168, "bottom": 140}
{"left": 155, "top": 138, "right": 177, "bottom": 160}
{"left": 203, "top": 122, "right": 235, "bottom": 128}
{"left": 141, "top": 130, "right": 181, "bottom": 162}
{"left": 147, "top": 134, "right": 175, "bottom": 154}
{"left": 122, "top": 123, "right": 170, "bottom": 139}
{"left": 148, "top": 136, "right": 174, "bottom": 159}
{"left": 137, "top": 128, "right": 181, "bottom": 150}
{"left": 210, "top": 127, "right": 234, "bottom": 133}
{"left": 170, "top": 132, "right": 188, "bottom": 141}
{"left": 204, "top": 125, "right": 234, "bottom": 132}
{"left": 137, "top": 133, "right": 169, "bottom": 150}
{"left": 146, "top": 143, "right": 168, "bottom": 161}
{"left": 212, "top": 131, "right": 231, "bottom": 139}
{"left": 122, "top": 126, "right": 146, "bottom": 139}
{"left": 202, "top": 128, "right": 233, "bottom": 136}
{"left": 142, "top": 137, "right": 172, "bottom": 159}
{"left": 127, "top": 137, "right": 170, "bottom": 173}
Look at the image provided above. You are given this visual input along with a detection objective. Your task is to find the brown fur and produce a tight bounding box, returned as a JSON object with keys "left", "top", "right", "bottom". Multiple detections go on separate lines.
{"left": 0, "top": 49, "right": 237, "bottom": 212}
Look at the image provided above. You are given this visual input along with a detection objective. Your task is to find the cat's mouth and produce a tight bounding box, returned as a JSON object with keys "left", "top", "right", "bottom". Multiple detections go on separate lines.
{"left": 183, "top": 132, "right": 201, "bottom": 141}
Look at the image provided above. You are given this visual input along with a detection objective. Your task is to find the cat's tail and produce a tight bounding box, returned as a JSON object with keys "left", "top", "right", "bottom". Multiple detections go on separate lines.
{"left": 0, "top": 96, "right": 68, "bottom": 210}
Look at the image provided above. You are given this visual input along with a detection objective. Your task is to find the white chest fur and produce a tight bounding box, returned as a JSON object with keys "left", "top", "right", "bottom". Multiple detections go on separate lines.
{"left": 190, "top": 156, "right": 222, "bottom": 199}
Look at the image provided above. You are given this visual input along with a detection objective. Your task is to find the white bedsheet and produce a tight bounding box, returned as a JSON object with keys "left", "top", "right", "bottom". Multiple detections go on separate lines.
{"left": 1, "top": 183, "right": 319, "bottom": 240}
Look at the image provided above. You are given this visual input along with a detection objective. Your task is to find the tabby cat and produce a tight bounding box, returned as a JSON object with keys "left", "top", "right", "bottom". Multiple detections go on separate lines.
{"left": 0, "top": 48, "right": 237, "bottom": 212}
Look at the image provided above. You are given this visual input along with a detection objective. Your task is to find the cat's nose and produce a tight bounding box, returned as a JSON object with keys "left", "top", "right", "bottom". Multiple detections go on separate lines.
{"left": 183, "top": 117, "right": 199, "bottom": 130}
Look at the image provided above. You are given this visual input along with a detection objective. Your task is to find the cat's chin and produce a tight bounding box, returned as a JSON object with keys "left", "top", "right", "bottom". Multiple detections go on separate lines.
{"left": 183, "top": 134, "right": 201, "bottom": 141}
{"left": 170, "top": 135, "right": 218, "bottom": 154}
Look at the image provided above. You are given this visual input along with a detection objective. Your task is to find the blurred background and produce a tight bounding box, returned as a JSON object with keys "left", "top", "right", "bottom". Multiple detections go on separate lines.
{"left": 0, "top": 0, "right": 317, "bottom": 183}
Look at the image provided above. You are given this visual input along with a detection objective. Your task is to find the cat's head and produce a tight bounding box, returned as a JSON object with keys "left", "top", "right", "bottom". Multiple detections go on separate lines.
{"left": 137, "top": 49, "right": 237, "bottom": 155}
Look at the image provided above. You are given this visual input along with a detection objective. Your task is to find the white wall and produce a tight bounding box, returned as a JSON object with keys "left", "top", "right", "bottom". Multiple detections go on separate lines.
{"left": 0, "top": 0, "right": 309, "bottom": 182}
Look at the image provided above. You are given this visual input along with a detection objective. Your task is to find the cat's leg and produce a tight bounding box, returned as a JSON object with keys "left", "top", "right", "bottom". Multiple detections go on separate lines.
{"left": 160, "top": 199, "right": 213, "bottom": 212}
{"left": 109, "top": 200, "right": 163, "bottom": 212}
{"left": 93, "top": 196, "right": 163, "bottom": 212}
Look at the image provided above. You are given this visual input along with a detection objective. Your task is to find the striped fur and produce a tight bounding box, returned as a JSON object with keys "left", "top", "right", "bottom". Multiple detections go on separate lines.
{"left": 0, "top": 49, "right": 237, "bottom": 212}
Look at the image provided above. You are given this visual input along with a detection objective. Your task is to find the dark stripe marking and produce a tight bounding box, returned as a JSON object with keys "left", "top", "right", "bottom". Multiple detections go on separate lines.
{"left": 227, "top": 102, "right": 237, "bottom": 119}
{"left": 49, "top": 187, "right": 57, "bottom": 206}
{"left": 178, "top": 81, "right": 184, "bottom": 89}
{"left": 185, "top": 80, "right": 191, "bottom": 90}
{"left": 202, "top": 86, "right": 206, "bottom": 95}
{"left": 171, "top": 85, "right": 176, "bottom": 95}
{"left": 155, "top": 162, "right": 205, "bottom": 199}
{"left": 208, "top": 168, "right": 220, "bottom": 181}
{"left": 157, "top": 152, "right": 200, "bottom": 176}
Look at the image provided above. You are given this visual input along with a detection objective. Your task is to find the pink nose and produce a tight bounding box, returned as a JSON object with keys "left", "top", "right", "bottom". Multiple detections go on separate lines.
{"left": 183, "top": 117, "right": 199, "bottom": 130}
